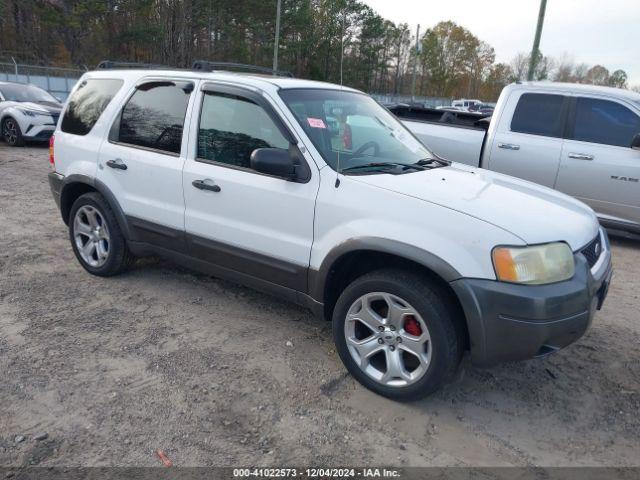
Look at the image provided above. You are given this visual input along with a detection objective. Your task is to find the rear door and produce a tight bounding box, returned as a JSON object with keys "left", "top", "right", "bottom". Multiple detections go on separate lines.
{"left": 486, "top": 92, "right": 568, "bottom": 187}
{"left": 97, "top": 78, "right": 196, "bottom": 249}
{"left": 555, "top": 95, "right": 640, "bottom": 229}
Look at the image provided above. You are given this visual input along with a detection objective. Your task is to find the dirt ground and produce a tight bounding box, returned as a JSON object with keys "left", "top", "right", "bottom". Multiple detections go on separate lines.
{"left": 0, "top": 144, "right": 638, "bottom": 468}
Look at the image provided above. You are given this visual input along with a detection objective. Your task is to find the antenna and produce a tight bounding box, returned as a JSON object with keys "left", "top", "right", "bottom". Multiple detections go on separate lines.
{"left": 335, "top": 9, "right": 346, "bottom": 188}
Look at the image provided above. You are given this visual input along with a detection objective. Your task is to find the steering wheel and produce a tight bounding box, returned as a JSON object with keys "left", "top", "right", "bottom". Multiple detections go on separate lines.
{"left": 352, "top": 141, "right": 380, "bottom": 157}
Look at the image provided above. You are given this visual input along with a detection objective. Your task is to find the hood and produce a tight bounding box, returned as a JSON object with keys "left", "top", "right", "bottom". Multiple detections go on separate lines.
{"left": 12, "top": 101, "right": 62, "bottom": 115}
{"left": 350, "top": 163, "right": 599, "bottom": 251}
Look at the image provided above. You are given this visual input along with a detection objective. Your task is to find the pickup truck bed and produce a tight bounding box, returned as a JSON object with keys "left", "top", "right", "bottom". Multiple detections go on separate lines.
{"left": 389, "top": 105, "right": 490, "bottom": 166}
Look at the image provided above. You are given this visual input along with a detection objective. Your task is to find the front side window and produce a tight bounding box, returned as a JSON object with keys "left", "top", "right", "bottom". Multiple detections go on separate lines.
{"left": 279, "top": 89, "right": 431, "bottom": 172}
{"left": 197, "top": 92, "right": 289, "bottom": 168}
{"left": 572, "top": 97, "right": 640, "bottom": 148}
{"left": 511, "top": 93, "right": 565, "bottom": 138}
{"left": 61, "top": 79, "right": 123, "bottom": 136}
{"left": 117, "top": 81, "right": 192, "bottom": 154}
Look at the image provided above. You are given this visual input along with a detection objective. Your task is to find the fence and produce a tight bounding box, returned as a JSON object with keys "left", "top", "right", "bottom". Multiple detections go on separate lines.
{"left": 0, "top": 60, "right": 85, "bottom": 100}
{"left": 370, "top": 93, "right": 452, "bottom": 108}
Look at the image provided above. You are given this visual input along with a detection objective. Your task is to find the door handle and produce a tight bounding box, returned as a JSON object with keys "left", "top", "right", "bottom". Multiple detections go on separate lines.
{"left": 106, "top": 159, "right": 127, "bottom": 170}
{"left": 568, "top": 153, "right": 594, "bottom": 161}
{"left": 192, "top": 179, "right": 221, "bottom": 192}
{"left": 498, "top": 143, "right": 520, "bottom": 151}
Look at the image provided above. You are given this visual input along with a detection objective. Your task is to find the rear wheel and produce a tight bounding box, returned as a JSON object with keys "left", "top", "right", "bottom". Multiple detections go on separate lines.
{"left": 2, "top": 117, "right": 25, "bottom": 146}
{"left": 68, "top": 192, "right": 133, "bottom": 276}
{"left": 333, "top": 269, "right": 463, "bottom": 400}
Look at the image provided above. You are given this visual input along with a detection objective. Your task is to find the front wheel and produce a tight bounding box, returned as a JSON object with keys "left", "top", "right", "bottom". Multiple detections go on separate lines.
{"left": 2, "top": 117, "right": 25, "bottom": 146}
{"left": 332, "top": 269, "right": 463, "bottom": 401}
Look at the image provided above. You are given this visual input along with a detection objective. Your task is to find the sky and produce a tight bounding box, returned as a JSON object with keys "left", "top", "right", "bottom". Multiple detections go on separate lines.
{"left": 361, "top": 0, "right": 640, "bottom": 86}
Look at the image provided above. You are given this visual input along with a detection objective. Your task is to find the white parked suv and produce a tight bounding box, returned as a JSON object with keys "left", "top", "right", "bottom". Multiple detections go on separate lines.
{"left": 48, "top": 62, "right": 613, "bottom": 400}
{"left": 0, "top": 81, "right": 62, "bottom": 146}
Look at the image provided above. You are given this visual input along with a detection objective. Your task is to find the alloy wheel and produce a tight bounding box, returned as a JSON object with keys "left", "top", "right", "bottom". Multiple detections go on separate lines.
{"left": 344, "top": 292, "right": 432, "bottom": 387}
{"left": 3, "top": 119, "right": 18, "bottom": 145}
{"left": 73, "top": 205, "right": 111, "bottom": 268}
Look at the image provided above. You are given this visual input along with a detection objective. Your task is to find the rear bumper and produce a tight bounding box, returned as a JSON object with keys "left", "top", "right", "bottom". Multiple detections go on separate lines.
{"left": 451, "top": 230, "right": 613, "bottom": 366}
{"left": 48, "top": 172, "right": 64, "bottom": 209}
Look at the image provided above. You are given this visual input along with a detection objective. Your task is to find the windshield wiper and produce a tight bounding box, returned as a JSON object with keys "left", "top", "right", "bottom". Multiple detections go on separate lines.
{"left": 415, "top": 157, "right": 451, "bottom": 167}
{"left": 341, "top": 162, "right": 425, "bottom": 173}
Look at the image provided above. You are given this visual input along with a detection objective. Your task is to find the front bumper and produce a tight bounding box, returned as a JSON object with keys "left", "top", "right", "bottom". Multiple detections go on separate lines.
{"left": 23, "top": 122, "right": 55, "bottom": 141}
{"left": 451, "top": 230, "right": 613, "bottom": 366}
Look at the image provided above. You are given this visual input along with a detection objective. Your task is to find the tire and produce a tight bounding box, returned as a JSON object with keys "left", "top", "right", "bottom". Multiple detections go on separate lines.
{"left": 68, "top": 192, "right": 133, "bottom": 276}
{"left": 332, "top": 269, "right": 464, "bottom": 401}
{"left": 2, "top": 117, "right": 25, "bottom": 147}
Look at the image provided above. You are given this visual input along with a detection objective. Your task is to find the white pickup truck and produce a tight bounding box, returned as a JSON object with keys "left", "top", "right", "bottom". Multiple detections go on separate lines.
{"left": 393, "top": 82, "right": 640, "bottom": 238}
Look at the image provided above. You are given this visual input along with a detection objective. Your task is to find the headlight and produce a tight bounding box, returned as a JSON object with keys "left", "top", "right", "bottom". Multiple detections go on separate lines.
{"left": 19, "top": 108, "right": 47, "bottom": 117}
{"left": 492, "top": 242, "right": 575, "bottom": 285}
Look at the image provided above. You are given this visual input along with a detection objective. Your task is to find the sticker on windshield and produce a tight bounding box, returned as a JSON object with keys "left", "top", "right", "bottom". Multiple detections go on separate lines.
{"left": 307, "top": 117, "right": 326, "bottom": 129}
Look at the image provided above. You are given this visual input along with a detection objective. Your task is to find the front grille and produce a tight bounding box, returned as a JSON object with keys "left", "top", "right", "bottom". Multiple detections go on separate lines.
{"left": 581, "top": 235, "right": 602, "bottom": 268}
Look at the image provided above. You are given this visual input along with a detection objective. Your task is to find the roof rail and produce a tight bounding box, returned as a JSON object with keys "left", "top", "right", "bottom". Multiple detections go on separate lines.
{"left": 191, "top": 60, "right": 294, "bottom": 78}
{"left": 96, "top": 60, "right": 170, "bottom": 70}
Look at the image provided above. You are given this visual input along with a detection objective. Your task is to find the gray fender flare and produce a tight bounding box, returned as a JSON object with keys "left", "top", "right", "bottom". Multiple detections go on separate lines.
{"left": 60, "top": 174, "right": 133, "bottom": 240}
{"left": 308, "top": 237, "right": 462, "bottom": 303}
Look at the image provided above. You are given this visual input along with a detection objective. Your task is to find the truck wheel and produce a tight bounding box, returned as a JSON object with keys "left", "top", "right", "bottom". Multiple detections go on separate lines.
{"left": 68, "top": 192, "right": 133, "bottom": 277}
{"left": 2, "top": 117, "right": 25, "bottom": 147}
{"left": 333, "top": 269, "right": 463, "bottom": 400}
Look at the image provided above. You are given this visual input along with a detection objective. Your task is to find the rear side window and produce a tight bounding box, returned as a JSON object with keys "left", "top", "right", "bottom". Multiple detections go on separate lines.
{"left": 511, "top": 93, "right": 565, "bottom": 138}
{"left": 572, "top": 97, "right": 640, "bottom": 147}
{"left": 61, "top": 79, "right": 123, "bottom": 135}
{"left": 116, "top": 81, "right": 192, "bottom": 154}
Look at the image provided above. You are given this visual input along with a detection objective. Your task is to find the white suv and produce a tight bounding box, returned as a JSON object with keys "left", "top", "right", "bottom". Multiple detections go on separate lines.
{"left": 0, "top": 81, "right": 63, "bottom": 146}
{"left": 48, "top": 63, "right": 613, "bottom": 400}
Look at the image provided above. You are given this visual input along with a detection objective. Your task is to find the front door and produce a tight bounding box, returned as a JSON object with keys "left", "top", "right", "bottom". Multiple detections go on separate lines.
{"left": 182, "top": 84, "right": 319, "bottom": 292}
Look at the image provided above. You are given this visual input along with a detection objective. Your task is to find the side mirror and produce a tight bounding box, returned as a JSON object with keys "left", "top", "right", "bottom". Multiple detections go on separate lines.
{"left": 631, "top": 133, "right": 640, "bottom": 150}
{"left": 251, "top": 147, "right": 306, "bottom": 181}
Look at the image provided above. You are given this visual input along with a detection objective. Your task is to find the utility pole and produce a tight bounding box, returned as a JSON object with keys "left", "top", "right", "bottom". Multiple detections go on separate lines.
{"left": 527, "top": 0, "right": 547, "bottom": 81}
{"left": 410, "top": 24, "right": 420, "bottom": 102}
{"left": 273, "top": 0, "right": 282, "bottom": 74}
{"left": 339, "top": 12, "right": 345, "bottom": 85}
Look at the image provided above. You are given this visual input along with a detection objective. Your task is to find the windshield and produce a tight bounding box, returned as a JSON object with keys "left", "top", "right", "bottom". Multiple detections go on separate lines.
{"left": 0, "top": 84, "right": 58, "bottom": 103}
{"left": 279, "top": 89, "right": 432, "bottom": 172}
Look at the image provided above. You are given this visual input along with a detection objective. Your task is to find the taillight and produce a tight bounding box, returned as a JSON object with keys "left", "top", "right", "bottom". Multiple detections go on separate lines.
{"left": 342, "top": 123, "right": 352, "bottom": 150}
{"left": 49, "top": 135, "right": 55, "bottom": 170}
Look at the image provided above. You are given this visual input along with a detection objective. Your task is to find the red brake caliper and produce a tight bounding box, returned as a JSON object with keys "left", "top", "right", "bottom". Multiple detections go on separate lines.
{"left": 403, "top": 315, "right": 422, "bottom": 336}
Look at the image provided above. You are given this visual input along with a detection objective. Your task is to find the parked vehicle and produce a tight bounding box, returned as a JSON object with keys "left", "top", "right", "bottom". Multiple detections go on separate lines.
{"left": 451, "top": 98, "right": 482, "bottom": 111}
{"left": 394, "top": 82, "right": 640, "bottom": 238}
{"left": 0, "top": 81, "right": 62, "bottom": 146}
{"left": 48, "top": 64, "right": 612, "bottom": 400}
{"left": 469, "top": 103, "right": 495, "bottom": 115}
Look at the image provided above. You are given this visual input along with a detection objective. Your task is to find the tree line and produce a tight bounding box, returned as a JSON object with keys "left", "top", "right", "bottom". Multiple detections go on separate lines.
{"left": 0, "top": 0, "right": 634, "bottom": 101}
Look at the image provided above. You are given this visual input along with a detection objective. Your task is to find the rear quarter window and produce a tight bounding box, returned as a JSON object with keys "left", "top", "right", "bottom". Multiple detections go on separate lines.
{"left": 61, "top": 79, "right": 123, "bottom": 136}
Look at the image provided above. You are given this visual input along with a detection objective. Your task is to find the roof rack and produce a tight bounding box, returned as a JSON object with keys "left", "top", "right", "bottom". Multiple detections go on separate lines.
{"left": 96, "top": 60, "right": 170, "bottom": 70}
{"left": 191, "top": 60, "right": 294, "bottom": 78}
